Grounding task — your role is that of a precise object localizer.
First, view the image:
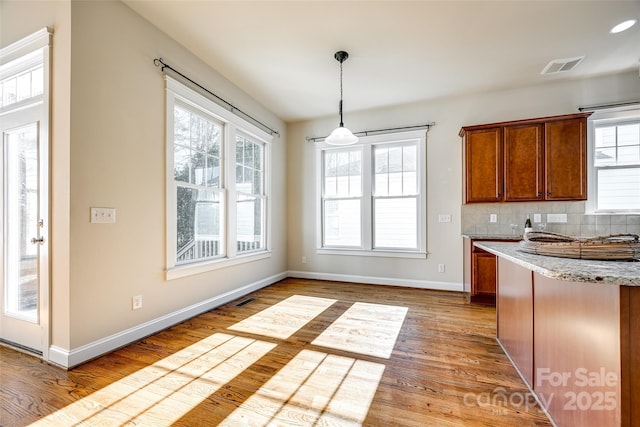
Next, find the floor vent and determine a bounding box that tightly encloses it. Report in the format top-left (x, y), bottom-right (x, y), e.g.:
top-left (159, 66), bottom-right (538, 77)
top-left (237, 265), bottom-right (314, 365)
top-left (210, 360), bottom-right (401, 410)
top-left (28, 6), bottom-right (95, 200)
top-left (235, 297), bottom-right (256, 307)
top-left (541, 56), bottom-right (584, 75)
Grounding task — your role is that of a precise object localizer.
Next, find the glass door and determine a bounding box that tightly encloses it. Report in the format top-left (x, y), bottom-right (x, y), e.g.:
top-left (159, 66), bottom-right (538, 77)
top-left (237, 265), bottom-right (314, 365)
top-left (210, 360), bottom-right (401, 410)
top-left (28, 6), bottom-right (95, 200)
top-left (0, 116), bottom-right (46, 354)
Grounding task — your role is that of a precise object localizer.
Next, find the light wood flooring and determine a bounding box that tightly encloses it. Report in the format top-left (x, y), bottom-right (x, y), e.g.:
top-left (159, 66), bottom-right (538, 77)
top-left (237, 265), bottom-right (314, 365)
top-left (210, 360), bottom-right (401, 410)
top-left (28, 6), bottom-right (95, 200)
top-left (0, 278), bottom-right (552, 426)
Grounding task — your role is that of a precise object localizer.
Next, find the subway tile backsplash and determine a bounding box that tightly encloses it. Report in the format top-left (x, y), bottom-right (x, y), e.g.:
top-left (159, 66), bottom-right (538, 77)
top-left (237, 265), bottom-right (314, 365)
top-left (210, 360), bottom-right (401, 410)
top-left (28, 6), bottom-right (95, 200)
top-left (462, 201), bottom-right (640, 237)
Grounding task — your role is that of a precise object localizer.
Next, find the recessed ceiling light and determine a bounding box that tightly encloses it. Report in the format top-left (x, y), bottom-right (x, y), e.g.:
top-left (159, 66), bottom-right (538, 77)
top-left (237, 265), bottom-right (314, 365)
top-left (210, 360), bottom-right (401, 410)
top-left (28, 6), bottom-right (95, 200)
top-left (610, 19), bottom-right (637, 34)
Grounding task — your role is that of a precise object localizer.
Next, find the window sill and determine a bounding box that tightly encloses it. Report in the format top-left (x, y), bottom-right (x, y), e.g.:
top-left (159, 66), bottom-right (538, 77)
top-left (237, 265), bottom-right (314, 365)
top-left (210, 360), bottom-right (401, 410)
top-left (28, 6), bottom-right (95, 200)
top-left (166, 250), bottom-right (272, 280)
top-left (316, 248), bottom-right (427, 259)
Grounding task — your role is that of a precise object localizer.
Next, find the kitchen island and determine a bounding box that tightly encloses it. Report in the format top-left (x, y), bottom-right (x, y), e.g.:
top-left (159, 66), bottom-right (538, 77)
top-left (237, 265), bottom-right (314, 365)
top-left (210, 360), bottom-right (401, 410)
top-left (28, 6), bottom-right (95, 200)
top-left (475, 242), bottom-right (640, 427)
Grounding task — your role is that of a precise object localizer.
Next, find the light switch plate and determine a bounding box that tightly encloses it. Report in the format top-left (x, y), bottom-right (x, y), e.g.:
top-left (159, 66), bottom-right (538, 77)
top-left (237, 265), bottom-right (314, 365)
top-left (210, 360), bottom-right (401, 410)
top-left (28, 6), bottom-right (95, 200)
top-left (91, 207), bottom-right (116, 223)
top-left (438, 214), bottom-right (452, 223)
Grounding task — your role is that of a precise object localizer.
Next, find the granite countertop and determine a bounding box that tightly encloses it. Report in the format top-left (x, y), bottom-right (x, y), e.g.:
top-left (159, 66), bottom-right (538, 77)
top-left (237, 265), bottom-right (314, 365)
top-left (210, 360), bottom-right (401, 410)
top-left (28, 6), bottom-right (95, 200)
top-left (475, 241), bottom-right (640, 287)
top-left (462, 234), bottom-right (522, 241)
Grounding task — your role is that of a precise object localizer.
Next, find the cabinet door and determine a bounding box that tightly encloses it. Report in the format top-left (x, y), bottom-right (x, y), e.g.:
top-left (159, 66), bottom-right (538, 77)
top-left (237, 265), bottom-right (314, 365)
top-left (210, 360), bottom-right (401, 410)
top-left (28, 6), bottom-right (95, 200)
top-left (544, 118), bottom-right (587, 200)
top-left (472, 252), bottom-right (497, 296)
top-left (504, 124), bottom-right (543, 201)
top-left (465, 128), bottom-right (502, 203)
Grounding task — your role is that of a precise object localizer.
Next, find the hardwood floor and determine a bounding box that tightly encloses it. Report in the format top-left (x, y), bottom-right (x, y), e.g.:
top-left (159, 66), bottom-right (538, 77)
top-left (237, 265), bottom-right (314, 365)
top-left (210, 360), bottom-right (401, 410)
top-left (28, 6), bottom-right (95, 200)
top-left (0, 278), bottom-right (552, 426)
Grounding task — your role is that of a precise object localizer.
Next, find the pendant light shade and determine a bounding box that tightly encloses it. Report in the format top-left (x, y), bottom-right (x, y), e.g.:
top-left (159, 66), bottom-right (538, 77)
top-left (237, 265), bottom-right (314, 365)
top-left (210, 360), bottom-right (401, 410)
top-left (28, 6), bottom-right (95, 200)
top-left (325, 51), bottom-right (359, 146)
top-left (325, 124), bottom-right (359, 146)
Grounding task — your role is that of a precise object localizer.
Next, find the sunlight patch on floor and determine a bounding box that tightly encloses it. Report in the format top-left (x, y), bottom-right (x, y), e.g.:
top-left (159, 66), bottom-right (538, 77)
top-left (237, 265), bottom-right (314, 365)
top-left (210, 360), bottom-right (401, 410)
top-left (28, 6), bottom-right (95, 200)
top-left (312, 302), bottom-right (408, 358)
top-left (219, 349), bottom-right (385, 426)
top-left (228, 295), bottom-right (337, 339)
top-left (29, 334), bottom-right (275, 426)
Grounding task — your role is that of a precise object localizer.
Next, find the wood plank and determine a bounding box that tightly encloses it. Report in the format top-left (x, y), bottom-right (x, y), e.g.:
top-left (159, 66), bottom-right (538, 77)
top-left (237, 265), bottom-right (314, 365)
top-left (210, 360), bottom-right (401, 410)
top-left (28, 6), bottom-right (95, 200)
top-left (0, 278), bottom-right (551, 426)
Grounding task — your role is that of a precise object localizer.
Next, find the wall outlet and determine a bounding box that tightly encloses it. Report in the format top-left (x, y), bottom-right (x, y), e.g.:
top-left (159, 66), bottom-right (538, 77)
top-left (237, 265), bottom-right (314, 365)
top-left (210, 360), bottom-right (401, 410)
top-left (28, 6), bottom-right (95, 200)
top-left (438, 214), bottom-right (452, 223)
top-left (301, 256), bottom-right (307, 264)
top-left (91, 207), bottom-right (116, 223)
top-left (489, 214), bottom-right (498, 223)
top-left (533, 213), bottom-right (542, 223)
top-left (132, 295), bottom-right (143, 310)
top-left (547, 213), bottom-right (567, 223)
top-left (438, 264), bottom-right (445, 273)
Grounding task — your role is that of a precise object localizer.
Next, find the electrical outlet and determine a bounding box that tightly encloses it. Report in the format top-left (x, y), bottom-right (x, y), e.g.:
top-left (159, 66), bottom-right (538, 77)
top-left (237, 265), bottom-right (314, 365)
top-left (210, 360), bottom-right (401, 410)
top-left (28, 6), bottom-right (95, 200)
top-left (438, 264), bottom-right (445, 273)
top-left (533, 213), bottom-right (542, 223)
top-left (547, 213), bottom-right (567, 223)
top-left (301, 256), bottom-right (307, 264)
top-left (91, 207), bottom-right (116, 223)
top-left (489, 214), bottom-right (498, 223)
top-left (132, 295), bottom-right (143, 310)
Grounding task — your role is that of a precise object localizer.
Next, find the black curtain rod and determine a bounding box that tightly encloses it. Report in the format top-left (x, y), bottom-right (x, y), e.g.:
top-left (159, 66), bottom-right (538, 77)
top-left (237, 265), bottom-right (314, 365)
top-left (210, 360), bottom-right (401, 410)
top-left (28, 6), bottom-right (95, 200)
top-left (153, 58), bottom-right (280, 137)
top-left (578, 100), bottom-right (640, 112)
top-left (306, 123), bottom-right (435, 143)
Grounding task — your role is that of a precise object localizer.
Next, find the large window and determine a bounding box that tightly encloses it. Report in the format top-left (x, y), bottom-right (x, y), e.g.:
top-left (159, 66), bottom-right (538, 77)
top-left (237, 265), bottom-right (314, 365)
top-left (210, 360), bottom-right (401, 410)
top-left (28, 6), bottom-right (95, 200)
top-left (166, 77), bottom-right (271, 279)
top-left (318, 131), bottom-right (427, 257)
top-left (591, 111), bottom-right (640, 212)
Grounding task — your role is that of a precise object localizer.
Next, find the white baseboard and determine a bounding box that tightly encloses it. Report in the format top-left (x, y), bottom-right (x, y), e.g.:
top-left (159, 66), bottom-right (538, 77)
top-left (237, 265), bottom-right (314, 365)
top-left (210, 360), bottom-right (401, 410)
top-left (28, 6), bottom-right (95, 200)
top-left (49, 272), bottom-right (287, 369)
top-left (287, 270), bottom-right (463, 292)
top-left (47, 270), bottom-right (461, 369)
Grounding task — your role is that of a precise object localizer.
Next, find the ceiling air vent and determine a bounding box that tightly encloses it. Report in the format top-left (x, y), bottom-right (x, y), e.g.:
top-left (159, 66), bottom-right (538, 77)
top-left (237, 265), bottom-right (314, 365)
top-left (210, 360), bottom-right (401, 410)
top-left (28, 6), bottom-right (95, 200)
top-left (541, 56), bottom-right (584, 75)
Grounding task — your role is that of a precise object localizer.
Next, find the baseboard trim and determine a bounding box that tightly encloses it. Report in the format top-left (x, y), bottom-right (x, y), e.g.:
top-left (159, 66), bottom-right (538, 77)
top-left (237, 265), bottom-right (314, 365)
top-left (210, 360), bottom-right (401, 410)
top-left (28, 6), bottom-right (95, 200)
top-left (48, 272), bottom-right (287, 369)
top-left (287, 270), bottom-right (463, 292)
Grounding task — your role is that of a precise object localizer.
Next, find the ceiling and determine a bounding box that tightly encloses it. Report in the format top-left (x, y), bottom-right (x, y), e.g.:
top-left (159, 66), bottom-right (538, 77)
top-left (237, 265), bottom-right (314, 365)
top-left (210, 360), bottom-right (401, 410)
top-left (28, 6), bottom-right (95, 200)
top-left (123, 1), bottom-right (640, 122)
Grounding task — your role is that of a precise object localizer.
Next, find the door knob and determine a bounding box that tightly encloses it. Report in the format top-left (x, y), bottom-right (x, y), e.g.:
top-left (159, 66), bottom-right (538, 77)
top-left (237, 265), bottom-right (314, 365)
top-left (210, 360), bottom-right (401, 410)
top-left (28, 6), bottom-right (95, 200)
top-left (31, 237), bottom-right (44, 245)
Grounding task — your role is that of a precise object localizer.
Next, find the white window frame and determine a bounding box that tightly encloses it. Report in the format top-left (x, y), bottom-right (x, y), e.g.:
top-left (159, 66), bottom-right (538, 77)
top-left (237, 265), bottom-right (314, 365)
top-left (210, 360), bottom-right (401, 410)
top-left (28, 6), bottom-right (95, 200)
top-left (316, 130), bottom-right (427, 258)
top-left (165, 77), bottom-right (272, 280)
top-left (587, 106), bottom-right (640, 214)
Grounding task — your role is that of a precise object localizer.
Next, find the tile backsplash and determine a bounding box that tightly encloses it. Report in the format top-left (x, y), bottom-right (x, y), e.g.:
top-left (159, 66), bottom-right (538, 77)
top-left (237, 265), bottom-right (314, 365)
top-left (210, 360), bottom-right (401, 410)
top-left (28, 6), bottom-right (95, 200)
top-left (462, 201), bottom-right (640, 237)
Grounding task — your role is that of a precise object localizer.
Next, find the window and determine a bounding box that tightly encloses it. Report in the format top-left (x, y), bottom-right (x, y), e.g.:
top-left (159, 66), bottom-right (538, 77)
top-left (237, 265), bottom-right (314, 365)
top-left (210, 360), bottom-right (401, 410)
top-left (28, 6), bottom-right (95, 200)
top-left (590, 110), bottom-right (640, 212)
top-left (317, 131), bottom-right (427, 257)
top-left (166, 77), bottom-right (272, 279)
top-left (235, 134), bottom-right (266, 253)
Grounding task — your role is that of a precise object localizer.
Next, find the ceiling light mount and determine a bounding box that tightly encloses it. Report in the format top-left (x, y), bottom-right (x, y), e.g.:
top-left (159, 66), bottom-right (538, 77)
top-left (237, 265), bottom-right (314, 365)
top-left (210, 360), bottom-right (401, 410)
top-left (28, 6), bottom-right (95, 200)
top-left (325, 50), bottom-right (359, 146)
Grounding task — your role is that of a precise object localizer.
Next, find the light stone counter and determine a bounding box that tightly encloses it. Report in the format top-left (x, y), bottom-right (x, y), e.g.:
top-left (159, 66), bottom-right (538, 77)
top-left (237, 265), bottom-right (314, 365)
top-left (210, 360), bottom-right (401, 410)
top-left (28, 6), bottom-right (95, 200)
top-left (475, 241), bottom-right (640, 286)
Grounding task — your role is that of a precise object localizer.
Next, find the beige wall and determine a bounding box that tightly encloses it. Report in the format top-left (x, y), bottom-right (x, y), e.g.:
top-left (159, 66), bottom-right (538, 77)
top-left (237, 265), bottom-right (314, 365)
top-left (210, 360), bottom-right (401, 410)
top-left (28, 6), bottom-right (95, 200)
top-left (68, 0), bottom-right (287, 349)
top-left (2, 0), bottom-right (287, 362)
top-left (287, 71), bottom-right (640, 288)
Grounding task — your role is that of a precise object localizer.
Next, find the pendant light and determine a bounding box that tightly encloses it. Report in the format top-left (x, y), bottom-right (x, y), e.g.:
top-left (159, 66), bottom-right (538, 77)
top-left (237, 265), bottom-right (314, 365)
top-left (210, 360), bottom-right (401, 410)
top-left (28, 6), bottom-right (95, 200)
top-left (325, 51), bottom-right (359, 146)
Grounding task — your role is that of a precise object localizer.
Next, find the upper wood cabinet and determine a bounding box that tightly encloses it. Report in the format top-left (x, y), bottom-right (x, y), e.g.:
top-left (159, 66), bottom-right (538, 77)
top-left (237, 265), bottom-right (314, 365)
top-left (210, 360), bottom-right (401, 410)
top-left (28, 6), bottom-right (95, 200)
top-left (545, 117), bottom-right (587, 200)
top-left (460, 113), bottom-right (591, 204)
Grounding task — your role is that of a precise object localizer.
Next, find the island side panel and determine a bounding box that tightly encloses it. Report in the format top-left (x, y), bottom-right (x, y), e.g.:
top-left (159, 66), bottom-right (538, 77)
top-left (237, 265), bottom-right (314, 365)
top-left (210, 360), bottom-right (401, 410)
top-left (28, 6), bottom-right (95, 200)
top-left (621, 286), bottom-right (640, 427)
top-left (496, 257), bottom-right (534, 387)
top-left (533, 273), bottom-right (621, 427)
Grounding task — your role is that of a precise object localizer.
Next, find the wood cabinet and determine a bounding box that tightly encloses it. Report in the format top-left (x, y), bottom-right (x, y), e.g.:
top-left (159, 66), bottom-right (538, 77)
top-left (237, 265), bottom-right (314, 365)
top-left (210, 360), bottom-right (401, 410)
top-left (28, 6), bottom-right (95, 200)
top-left (461, 113), bottom-right (591, 204)
top-left (463, 237), bottom-right (513, 305)
top-left (495, 254), bottom-right (640, 427)
top-left (545, 117), bottom-right (587, 200)
top-left (497, 258), bottom-right (534, 387)
top-left (464, 127), bottom-right (502, 202)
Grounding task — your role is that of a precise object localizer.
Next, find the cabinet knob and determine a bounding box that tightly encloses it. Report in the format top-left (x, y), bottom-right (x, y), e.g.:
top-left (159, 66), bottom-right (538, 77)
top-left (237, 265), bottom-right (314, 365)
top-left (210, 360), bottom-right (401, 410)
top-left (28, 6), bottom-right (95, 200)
top-left (538, 192), bottom-right (542, 197)
top-left (547, 191), bottom-right (552, 196)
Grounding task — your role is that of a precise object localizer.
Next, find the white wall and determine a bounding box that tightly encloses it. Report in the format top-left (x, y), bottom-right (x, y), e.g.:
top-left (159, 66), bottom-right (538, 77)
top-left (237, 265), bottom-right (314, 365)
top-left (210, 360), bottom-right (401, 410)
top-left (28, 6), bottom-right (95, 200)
top-left (3, 0), bottom-right (287, 366)
top-left (287, 71), bottom-right (640, 289)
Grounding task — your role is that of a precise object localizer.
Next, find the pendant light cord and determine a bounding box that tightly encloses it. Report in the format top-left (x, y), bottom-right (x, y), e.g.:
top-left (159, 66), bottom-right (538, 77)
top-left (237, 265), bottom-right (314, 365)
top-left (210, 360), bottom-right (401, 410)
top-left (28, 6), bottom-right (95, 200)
top-left (339, 59), bottom-right (344, 127)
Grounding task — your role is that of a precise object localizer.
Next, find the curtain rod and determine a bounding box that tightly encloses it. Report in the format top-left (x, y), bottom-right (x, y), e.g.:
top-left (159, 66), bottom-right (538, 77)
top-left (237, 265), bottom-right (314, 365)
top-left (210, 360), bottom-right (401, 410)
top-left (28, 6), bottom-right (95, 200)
top-left (153, 58), bottom-right (280, 137)
top-left (306, 123), bottom-right (435, 143)
top-left (578, 100), bottom-right (640, 112)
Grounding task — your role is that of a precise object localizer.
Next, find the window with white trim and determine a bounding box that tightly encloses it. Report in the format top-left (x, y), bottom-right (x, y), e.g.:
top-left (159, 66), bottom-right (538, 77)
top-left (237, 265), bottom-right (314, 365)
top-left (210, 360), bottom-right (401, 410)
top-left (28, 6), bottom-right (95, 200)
top-left (166, 77), bottom-right (272, 279)
top-left (317, 131), bottom-right (427, 257)
top-left (591, 111), bottom-right (640, 212)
